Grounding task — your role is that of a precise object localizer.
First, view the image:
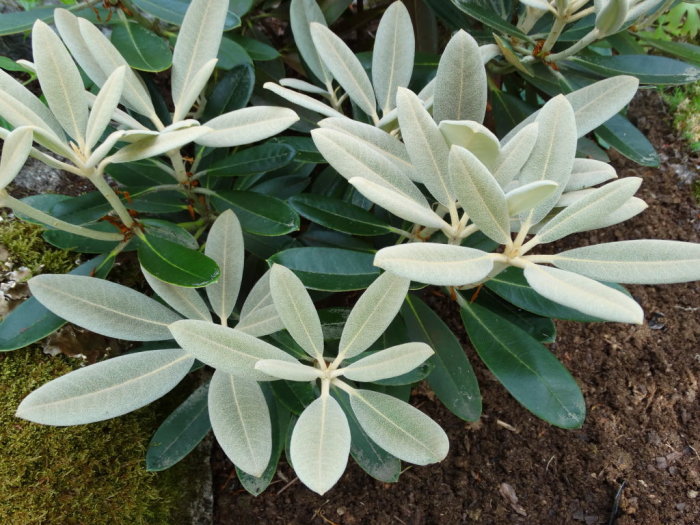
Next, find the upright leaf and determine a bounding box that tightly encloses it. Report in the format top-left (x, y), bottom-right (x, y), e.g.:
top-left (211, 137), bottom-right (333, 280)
top-left (16, 350), bottom-right (193, 425)
top-left (171, 0), bottom-right (228, 111)
top-left (372, 1), bottom-right (415, 113)
top-left (518, 96), bottom-right (577, 224)
top-left (290, 0), bottom-right (332, 84)
top-left (433, 30), bottom-right (487, 124)
top-left (85, 67), bottom-right (126, 150)
top-left (290, 395), bottom-right (351, 495)
top-left (0, 127), bottom-right (33, 189)
top-left (270, 264), bottom-right (324, 361)
top-left (310, 23), bottom-right (378, 118)
top-left (32, 20), bottom-right (88, 145)
top-left (338, 272), bottom-right (410, 360)
top-left (205, 210), bottom-right (244, 322)
top-left (493, 122), bottom-right (538, 186)
top-left (449, 146), bottom-right (510, 244)
top-left (397, 88), bottom-right (453, 207)
top-left (28, 275), bottom-right (181, 341)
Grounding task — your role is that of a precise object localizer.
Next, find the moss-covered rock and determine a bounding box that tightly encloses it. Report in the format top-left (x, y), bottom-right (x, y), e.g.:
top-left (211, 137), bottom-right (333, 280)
top-left (0, 347), bottom-right (188, 525)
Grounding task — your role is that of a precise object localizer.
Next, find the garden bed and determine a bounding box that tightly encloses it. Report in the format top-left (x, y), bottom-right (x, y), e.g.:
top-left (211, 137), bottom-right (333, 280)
top-left (211, 91), bottom-right (699, 525)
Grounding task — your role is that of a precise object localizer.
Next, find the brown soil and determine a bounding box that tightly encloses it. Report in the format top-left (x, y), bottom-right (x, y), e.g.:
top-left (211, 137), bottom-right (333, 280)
top-left (211, 91), bottom-right (700, 524)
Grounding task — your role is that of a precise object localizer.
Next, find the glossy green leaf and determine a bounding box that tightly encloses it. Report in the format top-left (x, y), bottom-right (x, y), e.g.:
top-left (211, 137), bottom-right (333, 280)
top-left (146, 382), bottom-right (211, 471)
top-left (111, 21), bottom-right (172, 72)
top-left (402, 295), bottom-right (481, 421)
top-left (595, 114), bottom-right (659, 167)
top-left (16, 349), bottom-right (193, 425)
top-left (636, 34), bottom-right (700, 67)
top-left (289, 194), bottom-right (392, 236)
top-left (332, 388), bottom-right (401, 483)
top-left (42, 224), bottom-right (122, 254)
top-left (450, 0), bottom-right (532, 41)
top-left (459, 300), bottom-right (585, 428)
top-left (203, 144), bottom-right (295, 177)
top-left (567, 55), bottom-right (700, 85)
top-left (211, 190), bottom-right (300, 236)
top-left (270, 380), bottom-right (316, 415)
top-left (202, 64), bottom-right (254, 120)
top-left (217, 37), bottom-right (252, 69)
top-left (268, 247), bottom-right (379, 291)
top-left (137, 234), bottom-right (220, 288)
top-left (28, 274), bottom-right (181, 341)
top-left (229, 34), bottom-right (279, 61)
top-left (0, 255), bottom-right (112, 352)
top-left (131, 0), bottom-right (240, 27)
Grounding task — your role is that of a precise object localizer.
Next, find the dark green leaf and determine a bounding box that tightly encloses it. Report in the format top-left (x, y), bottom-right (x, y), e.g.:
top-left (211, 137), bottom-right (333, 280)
top-left (319, 307), bottom-right (351, 343)
top-left (203, 64), bottom-right (254, 120)
top-left (401, 295), bottom-right (481, 421)
top-left (43, 223), bottom-right (122, 253)
top-left (332, 387), bottom-right (402, 483)
top-left (0, 255), bottom-right (112, 351)
top-left (486, 266), bottom-right (609, 321)
top-left (268, 247), bottom-right (379, 291)
top-left (272, 136), bottom-right (324, 163)
top-left (636, 34), bottom-right (700, 67)
top-left (595, 114), bottom-right (659, 167)
top-left (16, 195), bottom-right (70, 226)
top-left (229, 35), bottom-right (279, 61)
top-left (243, 233), bottom-right (296, 260)
top-left (459, 299), bottom-right (586, 428)
top-left (146, 382), bottom-right (211, 471)
top-left (137, 234), bottom-right (220, 287)
top-left (270, 380), bottom-right (316, 415)
top-left (131, 0), bottom-right (241, 28)
top-left (289, 194), bottom-right (393, 236)
top-left (141, 218), bottom-right (198, 249)
top-left (0, 6), bottom-right (93, 36)
top-left (203, 144), bottom-right (296, 177)
top-left (128, 190), bottom-right (188, 214)
top-left (106, 160), bottom-right (176, 187)
top-left (566, 55), bottom-right (700, 85)
top-left (474, 288), bottom-right (556, 344)
top-left (299, 227), bottom-right (375, 253)
top-left (211, 190), bottom-right (300, 236)
top-left (250, 174), bottom-right (310, 199)
top-left (111, 21), bottom-right (172, 72)
top-left (50, 192), bottom-right (111, 225)
top-left (451, 0), bottom-right (533, 41)
top-left (217, 37), bottom-right (252, 70)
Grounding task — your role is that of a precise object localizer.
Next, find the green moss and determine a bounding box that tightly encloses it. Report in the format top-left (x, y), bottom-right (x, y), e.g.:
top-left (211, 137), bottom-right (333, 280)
top-left (661, 82), bottom-right (700, 153)
top-left (0, 218), bottom-right (75, 274)
top-left (0, 347), bottom-right (190, 524)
